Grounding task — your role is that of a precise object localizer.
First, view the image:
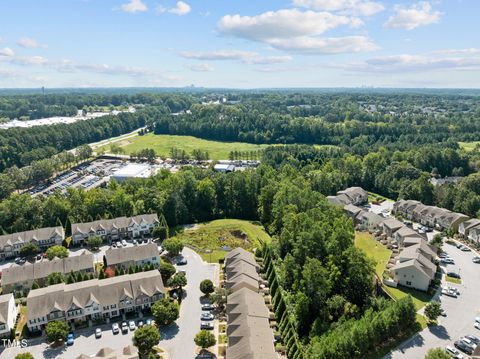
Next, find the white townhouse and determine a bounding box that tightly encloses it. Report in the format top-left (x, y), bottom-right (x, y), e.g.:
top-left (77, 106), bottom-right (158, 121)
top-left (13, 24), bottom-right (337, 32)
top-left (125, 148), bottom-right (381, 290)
top-left (26, 271), bottom-right (164, 332)
top-left (0, 227), bottom-right (64, 259)
top-left (0, 294), bottom-right (18, 338)
top-left (71, 214), bottom-right (159, 245)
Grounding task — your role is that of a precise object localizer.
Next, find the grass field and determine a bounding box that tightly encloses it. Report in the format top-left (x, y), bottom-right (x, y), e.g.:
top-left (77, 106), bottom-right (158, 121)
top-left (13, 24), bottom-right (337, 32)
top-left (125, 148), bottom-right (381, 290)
top-left (354, 231), bottom-right (431, 322)
top-left (355, 232), bottom-right (392, 278)
top-left (459, 141), bottom-right (480, 151)
top-left (99, 133), bottom-right (270, 160)
top-left (446, 276), bottom-right (462, 284)
top-left (174, 219), bottom-right (271, 263)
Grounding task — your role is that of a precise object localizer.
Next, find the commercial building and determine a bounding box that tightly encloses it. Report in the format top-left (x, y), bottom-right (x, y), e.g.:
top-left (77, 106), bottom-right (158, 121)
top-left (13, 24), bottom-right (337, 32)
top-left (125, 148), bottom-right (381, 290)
top-left (0, 294), bottom-right (17, 338)
top-left (26, 271), bottom-right (164, 332)
top-left (111, 163), bottom-right (153, 183)
top-left (71, 214), bottom-right (159, 245)
top-left (0, 227), bottom-right (64, 259)
top-left (104, 242), bottom-right (160, 269)
top-left (1, 251), bottom-right (94, 294)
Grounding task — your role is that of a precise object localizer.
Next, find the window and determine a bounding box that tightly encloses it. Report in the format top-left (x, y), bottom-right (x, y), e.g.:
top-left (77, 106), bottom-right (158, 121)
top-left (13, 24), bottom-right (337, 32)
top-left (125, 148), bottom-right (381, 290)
top-left (406, 281), bottom-right (412, 285)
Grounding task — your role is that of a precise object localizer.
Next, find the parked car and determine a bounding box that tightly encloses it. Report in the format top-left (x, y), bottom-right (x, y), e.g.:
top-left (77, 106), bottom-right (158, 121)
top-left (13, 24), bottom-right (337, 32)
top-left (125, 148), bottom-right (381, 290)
top-left (460, 246), bottom-right (471, 252)
top-left (465, 334), bottom-right (480, 344)
top-left (146, 318), bottom-right (156, 327)
top-left (447, 286), bottom-right (460, 296)
top-left (472, 256), bottom-right (480, 263)
top-left (116, 241), bottom-right (122, 248)
top-left (454, 340), bottom-right (473, 355)
top-left (66, 333), bottom-right (74, 346)
top-left (201, 312), bottom-right (214, 321)
top-left (121, 321), bottom-right (129, 334)
top-left (133, 239), bottom-right (137, 245)
top-left (95, 328), bottom-right (102, 338)
top-left (201, 322), bottom-right (214, 330)
top-left (446, 345), bottom-right (464, 359)
top-left (439, 252), bottom-right (448, 258)
top-left (460, 337), bottom-right (476, 350)
top-left (442, 288), bottom-right (457, 298)
top-left (112, 323), bottom-right (120, 334)
top-left (475, 322), bottom-right (480, 330)
top-left (202, 303), bottom-right (215, 311)
top-left (137, 320), bottom-right (144, 328)
top-left (177, 257), bottom-right (188, 265)
top-left (122, 240), bottom-right (127, 247)
top-left (440, 309), bottom-right (447, 316)
top-left (447, 272), bottom-right (461, 279)
top-left (128, 320), bottom-right (136, 331)
top-left (475, 316), bottom-right (480, 323)
top-left (112, 242), bottom-right (117, 248)
top-left (456, 243), bottom-right (463, 249)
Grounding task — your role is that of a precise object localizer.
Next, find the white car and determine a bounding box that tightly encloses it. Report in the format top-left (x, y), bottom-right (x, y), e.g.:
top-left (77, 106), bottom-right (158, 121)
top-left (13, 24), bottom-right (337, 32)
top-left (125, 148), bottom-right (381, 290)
top-left (95, 328), bottom-right (102, 338)
top-left (446, 345), bottom-right (463, 359)
top-left (111, 323), bottom-right (120, 334)
top-left (473, 256), bottom-right (480, 263)
top-left (128, 320), bottom-right (136, 331)
top-left (475, 317), bottom-right (480, 323)
top-left (448, 286), bottom-right (460, 296)
top-left (460, 337), bottom-right (476, 350)
top-left (475, 322), bottom-right (480, 330)
top-left (442, 288), bottom-right (457, 298)
top-left (122, 239), bottom-right (127, 247)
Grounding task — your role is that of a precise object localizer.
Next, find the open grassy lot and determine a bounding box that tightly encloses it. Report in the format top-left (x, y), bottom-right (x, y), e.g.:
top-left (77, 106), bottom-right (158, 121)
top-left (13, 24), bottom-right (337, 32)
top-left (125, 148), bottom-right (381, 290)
top-left (99, 133), bottom-right (270, 160)
top-left (459, 141), bottom-right (480, 151)
top-left (354, 231), bottom-right (430, 329)
top-left (446, 275), bottom-right (462, 284)
top-left (174, 219), bottom-right (271, 263)
top-left (355, 232), bottom-right (392, 278)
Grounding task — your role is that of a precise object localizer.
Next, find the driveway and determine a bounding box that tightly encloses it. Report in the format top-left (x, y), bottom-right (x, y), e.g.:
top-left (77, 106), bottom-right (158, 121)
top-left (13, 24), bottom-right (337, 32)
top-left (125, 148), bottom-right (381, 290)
top-left (385, 241), bottom-right (480, 359)
top-left (159, 247), bottom-right (219, 359)
top-left (1, 247), bottom-right (218, 359)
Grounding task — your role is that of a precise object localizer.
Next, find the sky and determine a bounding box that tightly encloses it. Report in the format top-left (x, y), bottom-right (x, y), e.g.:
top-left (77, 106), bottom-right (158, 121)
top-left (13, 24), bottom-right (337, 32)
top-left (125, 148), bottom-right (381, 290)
top-left (0, 0), bottom-right (479, 88)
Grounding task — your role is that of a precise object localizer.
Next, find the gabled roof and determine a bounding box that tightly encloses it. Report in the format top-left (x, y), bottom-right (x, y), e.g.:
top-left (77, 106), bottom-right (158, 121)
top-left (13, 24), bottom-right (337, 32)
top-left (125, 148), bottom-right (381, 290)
top-left (0, 227), bottom-right (64, 250)
top-left (392, 258), bottom-right (432, 279)
top-left (0, 294), bottom-right (13, 324)
top-left (72, 214), bottom-right (159, 235)
top-left (343, 204), bottom-right (364, 217)
top-left (382, 218), bottom-right (404, 231)
top-left (26, 271), bottom-right (164, 321)
top-left (104, 242), bottom-right (159, 266)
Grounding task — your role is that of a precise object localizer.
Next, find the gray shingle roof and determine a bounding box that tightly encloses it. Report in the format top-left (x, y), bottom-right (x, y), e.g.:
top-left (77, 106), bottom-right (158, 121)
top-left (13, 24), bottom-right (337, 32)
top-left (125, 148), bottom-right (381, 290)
top-left (0, 294), bottom-right (13, 324)
top-left (0, 227), bottom-right (64, 250)
top-left (72, 214), bottom-right (159, 234)
top-left (104, 242), bottom-right (158, 266)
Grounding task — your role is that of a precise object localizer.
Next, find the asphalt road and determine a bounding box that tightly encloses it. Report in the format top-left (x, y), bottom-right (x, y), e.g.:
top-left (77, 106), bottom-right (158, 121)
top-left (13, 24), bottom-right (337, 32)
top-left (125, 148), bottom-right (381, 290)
top-left (159, 247), bottom-right (218, 359)
top-left (385, 241), bottom-right (480, 359)
top-left (1, 247), bottom-right (218, 359)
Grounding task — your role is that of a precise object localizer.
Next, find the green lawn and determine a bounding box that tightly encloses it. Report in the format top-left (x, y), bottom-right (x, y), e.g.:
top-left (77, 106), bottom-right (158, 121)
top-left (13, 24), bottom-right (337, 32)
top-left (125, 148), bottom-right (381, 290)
top-left (355, 232), bottom-right (392, 278)
top-left (446, 276), bottom-right (462, 284)
top-left (368, 191), bottom-right (392, 203)
top-left (99, 133), bottom-right (270, 160)
top-left (174, 219), bottom-right (271, 263)
top-left (384, 286), bottom-right (433, 311)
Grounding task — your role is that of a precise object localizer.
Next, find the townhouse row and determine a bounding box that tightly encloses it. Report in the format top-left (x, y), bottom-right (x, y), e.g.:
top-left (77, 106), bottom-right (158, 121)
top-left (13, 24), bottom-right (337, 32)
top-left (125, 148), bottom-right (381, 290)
top-left (0, 213), bottom-right (160, 259)
top-left (224, 248), bottom-right (277, 359)
top-left (26, 270), bottom-right (165, 332)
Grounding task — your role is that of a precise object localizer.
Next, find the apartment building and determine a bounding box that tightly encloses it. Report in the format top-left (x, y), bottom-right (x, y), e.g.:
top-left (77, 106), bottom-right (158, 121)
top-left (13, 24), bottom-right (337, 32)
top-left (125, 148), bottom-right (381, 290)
top-left (0, 294), bottom-right (17, 338)
top-left (71, 214), bottom-right (159, 245)
top-left (104, 242), bottom-right (160, 269)
top-left (26, 271), bottom-right (164, 332)
top-left (0, 227), bottom-right (64, 259)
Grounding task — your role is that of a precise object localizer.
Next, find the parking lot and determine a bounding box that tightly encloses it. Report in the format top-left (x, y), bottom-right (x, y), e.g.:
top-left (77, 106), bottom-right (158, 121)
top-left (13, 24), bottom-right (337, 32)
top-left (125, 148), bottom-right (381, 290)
top-left (386, 240), bottom-right (480, 359)
top-left (1, 247), bottom-right (219, 359)
top-left (29, 159), bottom-right (127, 197)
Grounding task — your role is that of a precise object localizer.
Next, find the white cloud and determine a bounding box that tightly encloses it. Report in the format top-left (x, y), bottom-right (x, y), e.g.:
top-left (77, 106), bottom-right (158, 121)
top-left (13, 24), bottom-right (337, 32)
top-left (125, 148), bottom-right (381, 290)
top-left (180, 49), bottom-right (292, 64)
top-left (218, 8), bottom-right (375, 55)
top-left (268, 35), bottom-right (377, 54)
top-left (219, 9), bottom-right (357, 41)
top-left (120, 0), bottom-right (147, 13)
top-left (17, 37), bottom-right (47, 49)
top-left (157, 1), bottom-right (191, 16)
top-left (431, 48), bottom-right (480, 55)
top-left (384, 2), bottom-right (441, 30)
top-left (292, 0), bottom-right (384, 16)
top-left (187, 63), bottom-right (214, 72)
top-left (0, 47), bottom-right (15, 57)
top-left (330, 53), bottom-right (480, 73)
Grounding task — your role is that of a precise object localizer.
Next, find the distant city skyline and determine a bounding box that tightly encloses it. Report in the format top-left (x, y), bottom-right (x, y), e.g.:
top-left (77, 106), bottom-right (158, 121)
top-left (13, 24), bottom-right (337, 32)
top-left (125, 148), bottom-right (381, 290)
top-left (0, 0), bottom-right (479, 88)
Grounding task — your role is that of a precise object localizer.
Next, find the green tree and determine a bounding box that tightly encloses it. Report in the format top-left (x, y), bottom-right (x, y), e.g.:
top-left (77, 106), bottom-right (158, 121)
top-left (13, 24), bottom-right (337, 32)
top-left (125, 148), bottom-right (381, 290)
top-left (199, 279), bottom-right (214, 296)
top-left (47, 272), bottom-right (65, 286)
top-left (15, 353), bottom-right (34, 359)
top-left (167, 272), bottom-right (187, 296)
top-left (424, 301), bottom-right (442, 322)
top-left (162, 238), bottom-right (184, 257)
top-left (132, 324), bottom-right (160, 356)
top-left (45, 320), bottom-right (69, 343)
top-left (46, 245), bottom-right (69, 260)
top-left (86, 235), bottom-right (103, 250)
top-left (159, 260), bottom-right (176, 282)
top-left (194, 330), bottom-right (216, 349)
top-left (151, 298), bottom-right (180, 326)
top-left (424, 348), bottom-right (451, 359)
top-left (19, 243), bottom-right (40, 259)
top-left (211, 287), bottom-right (228, 309)
top-left (153, 226), bottom-right (169, 241)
